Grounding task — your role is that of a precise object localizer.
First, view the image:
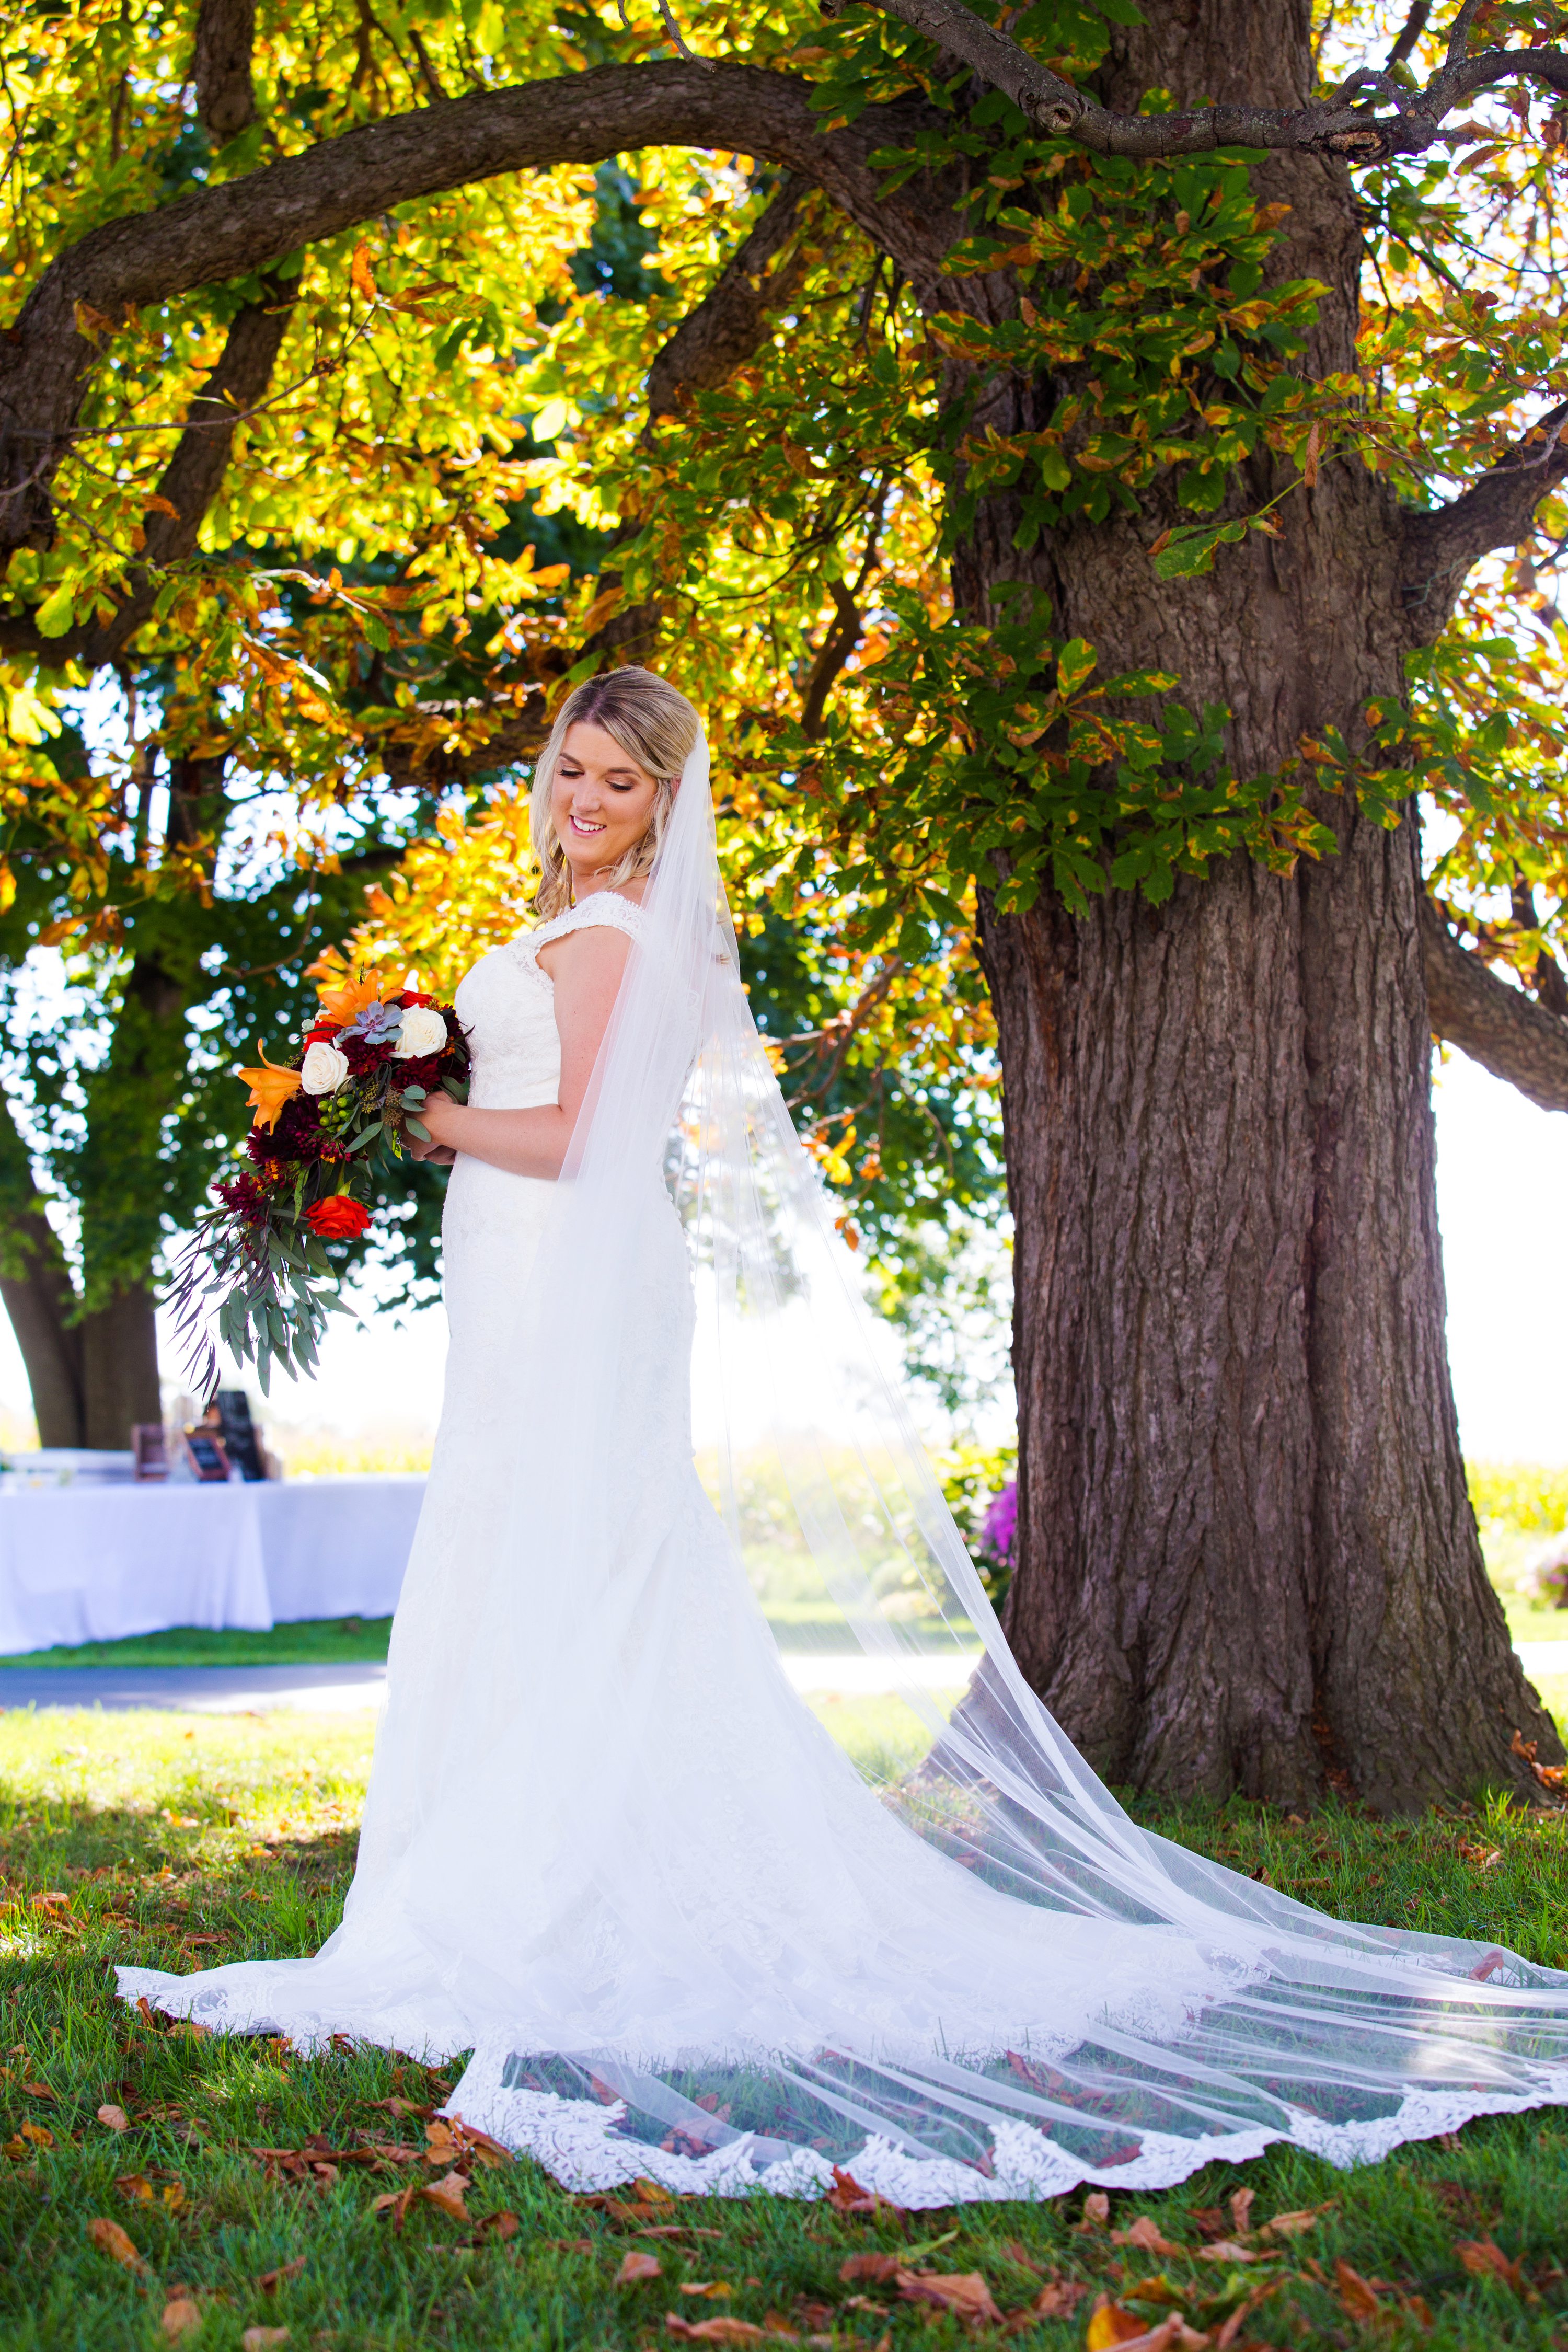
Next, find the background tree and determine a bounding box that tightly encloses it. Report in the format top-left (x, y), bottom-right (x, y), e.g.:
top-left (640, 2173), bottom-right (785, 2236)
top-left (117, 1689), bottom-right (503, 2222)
top-left (5, 0), bottom-right (1568, 1805)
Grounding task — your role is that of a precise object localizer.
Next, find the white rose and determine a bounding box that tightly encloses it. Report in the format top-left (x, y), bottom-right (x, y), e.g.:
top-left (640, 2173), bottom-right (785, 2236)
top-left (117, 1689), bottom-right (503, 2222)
top-left (301, 1040), bottom-right (351, 1096)
top-left (394, 1005), bottom-right (448, 1059)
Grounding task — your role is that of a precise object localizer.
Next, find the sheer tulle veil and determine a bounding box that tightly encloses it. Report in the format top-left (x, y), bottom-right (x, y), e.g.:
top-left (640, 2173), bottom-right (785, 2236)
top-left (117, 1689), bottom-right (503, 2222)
top-left (123, 719), bottom-right (1568, 2204)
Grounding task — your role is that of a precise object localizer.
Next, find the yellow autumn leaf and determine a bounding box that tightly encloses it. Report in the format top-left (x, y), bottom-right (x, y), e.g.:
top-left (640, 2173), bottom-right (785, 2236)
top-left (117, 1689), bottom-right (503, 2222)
top-left (351, 243), bottom-right (377, 302)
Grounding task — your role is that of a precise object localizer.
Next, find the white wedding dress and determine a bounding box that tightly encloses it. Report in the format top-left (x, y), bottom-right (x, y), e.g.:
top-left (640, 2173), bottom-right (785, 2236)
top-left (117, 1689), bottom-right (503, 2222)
top-left (123, 753), bottom-right (1568, 2206)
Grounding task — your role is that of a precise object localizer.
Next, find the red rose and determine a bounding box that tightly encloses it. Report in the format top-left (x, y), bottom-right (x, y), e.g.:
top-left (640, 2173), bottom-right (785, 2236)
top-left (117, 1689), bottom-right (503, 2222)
top-left (305, 1022), bottom-right (340, 1044)
top-left (304, 1194), bottom-right (372, 1240)
top-left (399, 990), bottom-right (436, 1008)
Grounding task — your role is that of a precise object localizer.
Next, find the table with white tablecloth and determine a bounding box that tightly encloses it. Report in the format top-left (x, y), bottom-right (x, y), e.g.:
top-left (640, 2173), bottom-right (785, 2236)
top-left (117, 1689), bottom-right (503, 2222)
top-left (0, 1475), bottom-right (426, 1656)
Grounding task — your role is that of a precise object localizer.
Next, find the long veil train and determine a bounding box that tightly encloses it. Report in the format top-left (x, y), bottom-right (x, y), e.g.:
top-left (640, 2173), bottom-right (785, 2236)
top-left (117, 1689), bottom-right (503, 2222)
top-left (121, 730), bottom-right (1568, 2205)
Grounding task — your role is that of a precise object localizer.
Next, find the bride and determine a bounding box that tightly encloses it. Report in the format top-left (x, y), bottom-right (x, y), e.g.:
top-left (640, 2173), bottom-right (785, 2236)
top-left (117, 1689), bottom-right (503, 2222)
top-left (122, 666), bottom-right (1568, 2206)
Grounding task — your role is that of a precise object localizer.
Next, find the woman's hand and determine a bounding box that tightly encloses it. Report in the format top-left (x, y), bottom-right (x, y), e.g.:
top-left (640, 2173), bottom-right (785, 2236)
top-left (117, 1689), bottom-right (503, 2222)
top-left (407, 1090), bottom-right (461, 1166)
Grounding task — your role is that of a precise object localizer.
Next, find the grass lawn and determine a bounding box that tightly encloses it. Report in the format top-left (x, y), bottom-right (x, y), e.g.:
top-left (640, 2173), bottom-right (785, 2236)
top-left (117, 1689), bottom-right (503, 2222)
top-left (3, 1704), bottom-right (1567, 2350)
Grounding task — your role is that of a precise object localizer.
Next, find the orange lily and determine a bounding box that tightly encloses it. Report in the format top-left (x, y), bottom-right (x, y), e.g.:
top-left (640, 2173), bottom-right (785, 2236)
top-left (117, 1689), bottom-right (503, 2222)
top-left (315, 968), bottom-right (396, 1026)
top-left (237, 1044), bottom-right (304, 1132)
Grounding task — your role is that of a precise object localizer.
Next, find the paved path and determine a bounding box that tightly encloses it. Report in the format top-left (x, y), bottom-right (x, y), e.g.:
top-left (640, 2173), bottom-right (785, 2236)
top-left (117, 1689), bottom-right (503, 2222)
top-left (3, 1642), bottom-right (1566, 1714)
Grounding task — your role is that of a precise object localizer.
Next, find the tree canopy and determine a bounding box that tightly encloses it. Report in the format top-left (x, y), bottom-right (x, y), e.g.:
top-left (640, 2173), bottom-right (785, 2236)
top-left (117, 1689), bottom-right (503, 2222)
top-left (4, 0), bottom-right (1568, 1454)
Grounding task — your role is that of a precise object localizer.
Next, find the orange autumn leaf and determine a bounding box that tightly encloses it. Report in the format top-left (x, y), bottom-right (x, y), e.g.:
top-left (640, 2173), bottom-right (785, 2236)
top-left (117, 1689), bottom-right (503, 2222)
top-left (238, 1045), bottom-right (303, 1132)
top-left (896, 2269), bottom-right (1004, 2326)
top-left (1455, 2236), bottom-right (1526, 2290)
top-left (87, 2215), bottom-right (145, 2270)
top-left (662, 2322), bottom-right (773, 2346)
top-left (1085, 2303), bottom-right (1162, 2350)
top-left (162, 2294), bottom-right (202, 2341)
top-left (97, 2103), bottom-right (131, 2132)
top-left (1333, 2260), bottom-right (1383, 2321)
top-left (1113, 2215), bottom-right (1188, 2257)
top-left (617, 2250), bottom-right (662, 2285)
top-left (350, 243), bottom-right (377, 302)
top-left (420, 2169), bottom-right (470, 2221)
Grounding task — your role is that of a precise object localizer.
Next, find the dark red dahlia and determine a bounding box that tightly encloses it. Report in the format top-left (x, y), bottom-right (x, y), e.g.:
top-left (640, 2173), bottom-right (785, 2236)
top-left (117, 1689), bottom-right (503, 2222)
top-left (216, 1174), bottom-right (271, 1225)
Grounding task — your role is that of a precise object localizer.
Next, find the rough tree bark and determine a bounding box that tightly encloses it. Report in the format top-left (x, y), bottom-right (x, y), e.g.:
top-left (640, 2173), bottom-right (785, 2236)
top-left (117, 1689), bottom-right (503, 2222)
top-left (969, 0), bottom-right (1559, 1808)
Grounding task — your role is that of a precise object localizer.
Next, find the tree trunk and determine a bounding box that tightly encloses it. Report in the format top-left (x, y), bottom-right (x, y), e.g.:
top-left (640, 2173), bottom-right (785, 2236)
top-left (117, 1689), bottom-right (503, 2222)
top-left (964, 0), bottom-right (1562, 1807)
top-left (0, 1085), bottom-right (84, 1444)
top-left (79, 1285), bottom-right (162, 1448)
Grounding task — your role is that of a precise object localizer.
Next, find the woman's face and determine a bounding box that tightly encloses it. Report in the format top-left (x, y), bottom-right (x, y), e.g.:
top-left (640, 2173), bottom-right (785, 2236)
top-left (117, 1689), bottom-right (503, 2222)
top-left (551, 720), bottom-right (660, 889)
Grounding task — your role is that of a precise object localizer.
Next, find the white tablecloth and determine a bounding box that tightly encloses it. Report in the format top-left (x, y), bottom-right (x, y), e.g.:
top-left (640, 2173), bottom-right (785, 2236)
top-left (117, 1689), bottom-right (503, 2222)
top-left (0, 1475), bottom-right (426, 1656)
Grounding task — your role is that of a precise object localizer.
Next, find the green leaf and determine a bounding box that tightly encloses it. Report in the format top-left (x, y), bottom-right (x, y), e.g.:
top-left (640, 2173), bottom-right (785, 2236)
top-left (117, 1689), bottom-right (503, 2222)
top-left (33, 582), bottom-right (76, 638)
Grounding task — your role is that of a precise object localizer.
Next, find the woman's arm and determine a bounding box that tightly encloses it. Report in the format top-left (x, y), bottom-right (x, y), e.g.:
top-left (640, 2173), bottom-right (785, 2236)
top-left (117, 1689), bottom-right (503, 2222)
top-left (410, 924), bottom-right (631, 1179)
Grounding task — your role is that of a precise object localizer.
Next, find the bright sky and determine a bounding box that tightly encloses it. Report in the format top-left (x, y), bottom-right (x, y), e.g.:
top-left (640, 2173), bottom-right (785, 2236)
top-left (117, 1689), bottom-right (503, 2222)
top-left (0, 1041), bottom-right (1560, 1464)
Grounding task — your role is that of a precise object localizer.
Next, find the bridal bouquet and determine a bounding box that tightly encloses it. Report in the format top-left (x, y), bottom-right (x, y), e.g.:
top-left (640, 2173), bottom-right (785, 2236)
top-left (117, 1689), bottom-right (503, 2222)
top-left (168, 967), bottom-right (470, 1395)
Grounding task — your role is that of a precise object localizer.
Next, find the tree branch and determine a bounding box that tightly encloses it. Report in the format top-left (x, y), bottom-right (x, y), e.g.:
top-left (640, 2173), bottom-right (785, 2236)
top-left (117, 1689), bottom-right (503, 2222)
top-left (1422, 892), bottom-right (1568, 1113)
top-left (647, 175), bottom-right (809, 420)
top-left (0, 63), bottom-right (954, 556)
top-left (835, 0), bottom-right (1568, 161)
top-left (1401, 401), bottom-right (1568, 607)
top-left (193, 0), bottom-right (258, 143)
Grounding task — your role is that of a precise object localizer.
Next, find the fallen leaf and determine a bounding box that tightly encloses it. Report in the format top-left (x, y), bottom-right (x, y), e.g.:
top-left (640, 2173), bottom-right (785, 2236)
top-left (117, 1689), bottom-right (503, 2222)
top-left (241, 2334), bottom-right (290, 2352)
top-left (1081, 2191), bottom-right (1111, 2229)
top-left (634, 2175), bottom-right (676, 2205)
top-left (1215, 2277), bottom-right (1285, 2348)
top-left (117, 2170), bottom-right (156, 2201)
top-left (840, 2253), bottom-right (901, 2285)
top-left (618, 2250), bottom-right (663, 2284)
top-left (162, 2293), bottom-right (203, 2341)
top-left (255, 2258), bottom-right (306, 2292)
top-left (1032, 2279), bottom-right (1090, 2317)
top-left (21, 2081), bottom-right (56, 2100)
top-left (371, 2186), bottom-right (418, 2230)
top-left (663, 2322), bottom-right (777, 2345)
top-left (1334, 2260), bottom-right (1382, 2321)
top-left (16, 2120), bottom-right (52, 2148)
top-left (87, 2216), bottom-right (145, 2270)
top-left (896, 2270), bottom-right (1005, 2327)
top-left (1259, 2207), bottom-right (1327, 2240)
top-left (1455, 2236), bottom-right (1525, 2290)
top-left (421, 2169), bottom-right (470, 2221)
top-left (442, 2114), bottom-right (513, 2167)
top-left (470, 2209), bottom-right (520, 2243)
top-left (97, 2104), bottom-right (131, 2133)
top-left (2, 2137), bottom-right (31, 2162)
top-left (1114, 2216), bottom-right (1188, 2257)
top-left (1085, 2304), bottom-right (1183, 2351)
top-left (367, 2096), bottom-right (432, 2120)
top-left (680, 2281), bottom-right (734, 2299)
top-left (1195, 2240), bottom-right (1266, 2264)
top-left (1228, 2188), bottom-right (1255, 2236)
top-left (826, 2165), bottom-right (900, 2216)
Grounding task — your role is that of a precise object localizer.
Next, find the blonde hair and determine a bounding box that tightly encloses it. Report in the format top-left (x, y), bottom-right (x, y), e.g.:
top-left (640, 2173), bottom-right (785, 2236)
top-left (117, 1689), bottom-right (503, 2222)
top-left (529, 666), bottom-right (701, 918)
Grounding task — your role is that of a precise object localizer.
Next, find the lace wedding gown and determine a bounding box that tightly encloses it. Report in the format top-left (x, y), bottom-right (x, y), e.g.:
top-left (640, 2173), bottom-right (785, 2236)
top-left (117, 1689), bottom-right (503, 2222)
top-left (122, 863), bottom-right (1568, 2207)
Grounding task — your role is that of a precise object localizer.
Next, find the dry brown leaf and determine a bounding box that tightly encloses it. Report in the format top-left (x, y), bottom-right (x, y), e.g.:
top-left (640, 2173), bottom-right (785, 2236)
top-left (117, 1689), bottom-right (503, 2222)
top-left (1228, 2188), bottom-right (1255, 2235)
top-left (825, 2164), bottom-right (900, 2217)
top-left (421, 2169), bottom-right (470, 2221)
top-left (617, 2250), bottom-right (663, 2285)
top-left (255, 2258), bottom-right (305, 2293)
top-left (663, 2321), bottom-right (773, 2345)
top-left (1195, 2240), bottom-right (1266, 2264)
top-left (1114, 2216), bottom-right (1188, 2257)
top-left (1333, 2259), bottom-right (1383, 2321)
top-left (367, 2096), bottom-right (432, 2120)
top-left (896, 2270), bottom-right (1005, 2327)
top-left (1455, 2236), bottom-right (1526, 2290)
top-left (474, 2209), bottom-right (520, 2243)
top-left (1032, 2280), bottom-right (1090, 2318)
top-left (97, 2104), bottom-right (131, 2133)
top-left (117, 2170), bottom-right (155, 2201)
top-left (87, 2216), bottom-right (145, 2270)
top-left (1215, 2278), bottom-right (1285, 2348)
top-left (1085, 2304), bottom-right (1196, 2351)
top-left (840, 2253), bottom-right (901, 2285)
top-left (371, 2186), bottom-right (418, 2230)
top-left (633, 2175), bottom-right (676, 2205)
top-left (161, 2293), bottom-right (203, 2341)
top-left (241, 2333), bottom-right (290, 2352)
top-left (16, 2120), bottom-right (52, 2149)
top-left (679, 2282), bottom-right (733, 2299)
top-left (1081, 2190), bottom-right (1111, 2229)
top-left (1259, 2207), bottom-right (1327, 2240)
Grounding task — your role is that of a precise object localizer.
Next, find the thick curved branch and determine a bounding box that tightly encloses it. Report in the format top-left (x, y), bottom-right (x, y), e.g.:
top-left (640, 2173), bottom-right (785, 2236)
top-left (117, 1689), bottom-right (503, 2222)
top-left (1422, 892), bottom-right (1568, 1112)
top-left (839, 0), bottom-right (1568, 161)
top-left (1401, 401), bottom-right (1568, 612)
top-left (193, 0), bottom-right (258, 142)
top-left (647, 175), bottom-right (809, 420)
top-left (0, 64), bottom-right (953, 555)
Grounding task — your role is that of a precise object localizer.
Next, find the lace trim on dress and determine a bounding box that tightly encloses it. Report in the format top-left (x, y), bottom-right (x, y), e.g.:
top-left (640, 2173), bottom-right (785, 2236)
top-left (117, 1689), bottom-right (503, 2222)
top-left (508, 894), bottom-right (649, 987)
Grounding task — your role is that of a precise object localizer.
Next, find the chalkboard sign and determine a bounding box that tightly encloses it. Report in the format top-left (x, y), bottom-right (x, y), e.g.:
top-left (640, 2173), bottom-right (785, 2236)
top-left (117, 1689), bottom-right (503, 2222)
top-left (181, 1429), bottom-right (230, 1482)
top-left (215, 1390), bottom-right (267, 1482)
